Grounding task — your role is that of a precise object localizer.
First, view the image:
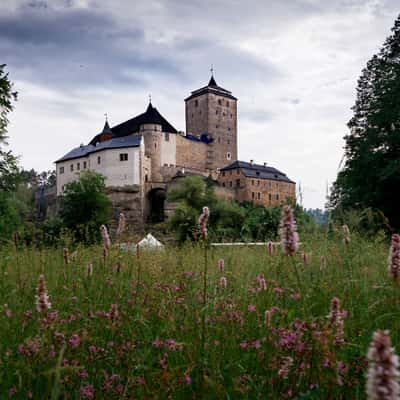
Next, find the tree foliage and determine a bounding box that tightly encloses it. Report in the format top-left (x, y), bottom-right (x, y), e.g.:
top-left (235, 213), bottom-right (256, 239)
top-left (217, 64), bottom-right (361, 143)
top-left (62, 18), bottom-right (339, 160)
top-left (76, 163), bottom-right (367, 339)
top-left (330, 15), bottom-right (400, 230)
top-left (0, 64), bottom-right (19, 192)
top-left (59, 171), bottom-right (111, 242)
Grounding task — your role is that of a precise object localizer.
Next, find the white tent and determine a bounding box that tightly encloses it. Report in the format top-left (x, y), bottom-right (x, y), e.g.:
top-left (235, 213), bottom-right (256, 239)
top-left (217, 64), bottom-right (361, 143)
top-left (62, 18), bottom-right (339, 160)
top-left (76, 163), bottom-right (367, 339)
top-left (137, 233), bottom-right (164, 249)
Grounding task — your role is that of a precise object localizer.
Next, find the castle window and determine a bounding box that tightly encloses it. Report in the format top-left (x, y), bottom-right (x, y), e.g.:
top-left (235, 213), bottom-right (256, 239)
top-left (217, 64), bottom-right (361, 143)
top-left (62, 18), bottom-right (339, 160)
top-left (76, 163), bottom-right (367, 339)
top-left (216, 125), bottom-right (219, 129)
top-left (222, 182), bottom-right (225, 187)
top-left (236, 179), bottom-right (240, 187)
top-left (218, 99), bottom-right (222, 105)
top-left (97, 156), bottom-right (101, 164)
top-left (237, 170), bottom-right (240, 175)
top-left (229, 181), bottom-right (232, 187)
top-left (252, 192), bottom-right (255, 199)
top-left (227, 152), bottom-right (231, 160)
top-left (120, 153), bottom-right (128, 161)
top-left (222, 171), bottom-right (225, 177)
top-left (251, 180), bottom-right (254, 186)
top-left (258, 192), bottom-right (261, 200)
top-left (228, 128), bottom-right (231, 131)
top-left (276, 194), bottom-right (279, 200)
top-left (83, 161), bottom-right (87, 169)
top-left (154, 142), bottom-right (157, 149)
top-left (165, 132), bottom-right (169, 141)
top-left (77, 162), bottom-right (80, 170)
top-left (257, 180), bottom-right (260, 186)
top-left (59, 166), bottom-right (64, 174)
top-left (195, 100), bottom-right (198, 107)
top-left (223, 112), bottom-right (226, 117)
top-left (227, 139), bottom-right (230, 144)
top-left (269, 194), bottom-right (272, 200)
top-left (145, 174), bottom-right (148, 182)
top-left (70, 164), bottom-right (74, 172)
top-left (226, 101), bottom-right (230, 107)
top-left (230, 114), bottom-right (233, 118)
top-left (216, 110), bottom-right (218, 115)
top-left (191, 113), bottom-right (194, 118)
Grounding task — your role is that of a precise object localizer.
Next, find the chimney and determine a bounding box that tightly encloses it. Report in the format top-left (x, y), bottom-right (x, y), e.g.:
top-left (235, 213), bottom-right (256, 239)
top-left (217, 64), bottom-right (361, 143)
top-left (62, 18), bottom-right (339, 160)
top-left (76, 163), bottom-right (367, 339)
top-left (263, 162), bottom-right (267, 167)
top-left (250, 159), bottom-right (254, 166)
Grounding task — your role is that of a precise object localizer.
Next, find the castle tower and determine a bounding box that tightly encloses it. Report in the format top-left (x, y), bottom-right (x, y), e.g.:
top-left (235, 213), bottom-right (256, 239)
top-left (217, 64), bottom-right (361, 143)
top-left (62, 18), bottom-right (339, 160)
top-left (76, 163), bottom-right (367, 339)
top-left (185, 75), bottom-right (238, 170)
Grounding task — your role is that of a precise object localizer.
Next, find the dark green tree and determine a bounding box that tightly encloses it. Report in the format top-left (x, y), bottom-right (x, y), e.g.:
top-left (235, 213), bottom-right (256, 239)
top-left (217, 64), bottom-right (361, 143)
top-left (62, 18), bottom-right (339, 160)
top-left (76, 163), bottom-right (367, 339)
top-left (59, 170), bottom-right (111, 242)
top-left (0, 64), bottom-right (19, 192)
top-left (330, 15), bottom-right (400, 230)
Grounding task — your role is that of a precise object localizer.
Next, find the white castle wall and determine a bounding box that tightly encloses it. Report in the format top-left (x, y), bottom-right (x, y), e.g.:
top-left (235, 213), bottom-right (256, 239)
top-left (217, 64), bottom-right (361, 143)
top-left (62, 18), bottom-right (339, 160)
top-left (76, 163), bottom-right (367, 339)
top-left (56, 146), bottom-right (141, 196)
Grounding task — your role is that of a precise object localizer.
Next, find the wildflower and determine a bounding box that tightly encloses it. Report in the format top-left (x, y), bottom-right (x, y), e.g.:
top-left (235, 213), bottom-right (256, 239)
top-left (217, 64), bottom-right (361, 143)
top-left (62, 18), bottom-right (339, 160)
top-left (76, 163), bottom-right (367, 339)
top-left (182, 374), bottom-right (192, 385)
top-left (279, 205), bottom-right (299, 256)
top-left (267, 241), bottom-right (274, 255)
top-left (108, 304), bottom-right (119, 321)
top-left (198, 206), bottom-right (209, 240)
top-left (342, 224), bottom-right (350, 245)
top-left (116, 212), bottom-right (126, 237)
top-left (4, 304), bottom-right (11, 318)
top-left (248, 304), bottom-right (256, 312)
top-left (68, 334), bottom-right (81, 349)
top-left (256, 274), bottom-right (267, 290)
top-left (63, 247), bottom-right (69, 264)
top-left (80, 385), bottom-right (94, 399)
top-left (302, 252), bottom-right (309, 266)
top-left (388, 234), bottom-right (400, 280)
top-left (35, 274), bottom-right (51, 313)
top-left (219, 276), bottom-right (227, 288)
top-left (278, 356), bottom-right (293, 379)
top-left (366, 330), bottom-right (399, 400)
top-left (328, 297), bottom-right (346, 347)
top-left (218, 258), bottom-right (225, 272)
top-left (101, 225), bottom-right (111, 250)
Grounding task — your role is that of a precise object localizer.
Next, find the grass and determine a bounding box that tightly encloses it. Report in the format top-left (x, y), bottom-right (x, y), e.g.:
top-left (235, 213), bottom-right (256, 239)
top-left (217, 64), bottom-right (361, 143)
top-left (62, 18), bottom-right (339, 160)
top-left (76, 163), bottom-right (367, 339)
top-left (0, 231), bottom-right (399, 399)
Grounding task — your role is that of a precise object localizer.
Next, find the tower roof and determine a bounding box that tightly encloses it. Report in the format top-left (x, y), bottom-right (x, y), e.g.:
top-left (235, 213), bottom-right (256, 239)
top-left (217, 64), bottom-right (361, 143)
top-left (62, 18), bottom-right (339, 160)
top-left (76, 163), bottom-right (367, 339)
top-left (185, 76), bottom-right (237, 102)
top-left (89, 102), bottom-right (178, 145)
top-left (102, 120), bottom-right (112, 135)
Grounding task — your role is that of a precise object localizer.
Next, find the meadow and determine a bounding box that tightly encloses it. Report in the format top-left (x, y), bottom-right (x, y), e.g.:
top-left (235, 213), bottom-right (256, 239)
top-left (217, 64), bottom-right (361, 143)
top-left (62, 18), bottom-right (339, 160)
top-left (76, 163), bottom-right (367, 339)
top-left (0, 229), bottom-right (398, 399)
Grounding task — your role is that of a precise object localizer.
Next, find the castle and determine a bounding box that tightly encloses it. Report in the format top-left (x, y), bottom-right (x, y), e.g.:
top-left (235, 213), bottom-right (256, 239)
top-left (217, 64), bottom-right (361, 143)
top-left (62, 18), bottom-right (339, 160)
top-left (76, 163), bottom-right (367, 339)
top-left (55, 76), bottom-right (296, 226)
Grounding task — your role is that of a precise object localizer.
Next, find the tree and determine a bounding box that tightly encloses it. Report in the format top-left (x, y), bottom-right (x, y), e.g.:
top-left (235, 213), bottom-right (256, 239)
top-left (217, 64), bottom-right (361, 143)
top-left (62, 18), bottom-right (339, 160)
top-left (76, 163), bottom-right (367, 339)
top-left (59, 171), bottom-right (111, 242)
top-left (330, 15), bottom-right (400, 230)
top-left (0, 64), bottom-right (19, 192)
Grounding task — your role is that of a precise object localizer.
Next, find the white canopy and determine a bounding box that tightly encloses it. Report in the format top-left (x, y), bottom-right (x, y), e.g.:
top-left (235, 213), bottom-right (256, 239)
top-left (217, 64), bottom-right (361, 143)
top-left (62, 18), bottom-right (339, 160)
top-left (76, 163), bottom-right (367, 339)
top-left (137, 233), bottom-right (164, 249)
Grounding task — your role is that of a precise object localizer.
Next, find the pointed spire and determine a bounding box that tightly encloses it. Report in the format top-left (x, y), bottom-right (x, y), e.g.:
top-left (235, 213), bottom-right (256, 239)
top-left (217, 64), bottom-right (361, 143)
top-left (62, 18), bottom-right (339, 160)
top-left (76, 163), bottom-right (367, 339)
top-left (208, 64), bottom-right (217, 87)
top-left (102, 113), bottom-right (112, 134)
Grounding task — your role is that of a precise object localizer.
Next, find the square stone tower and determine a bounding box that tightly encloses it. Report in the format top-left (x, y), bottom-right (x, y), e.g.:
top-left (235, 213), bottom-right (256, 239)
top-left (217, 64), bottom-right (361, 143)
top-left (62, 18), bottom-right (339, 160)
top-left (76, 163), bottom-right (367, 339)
top-left (185, 76), bottom-right (238, 170)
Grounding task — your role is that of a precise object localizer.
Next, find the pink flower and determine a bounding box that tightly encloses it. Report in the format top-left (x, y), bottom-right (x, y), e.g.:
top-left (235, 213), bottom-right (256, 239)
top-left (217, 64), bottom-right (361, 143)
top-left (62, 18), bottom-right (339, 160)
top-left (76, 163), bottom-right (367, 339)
top-left (4, 304), bottom-right (11, 318)
top-left (35, 274), bottom-right (51, 313)
top-left (68, 334), bottom-right (81, 349)
top-left (182, 375), bottom-right (192, 385)
top-left (278, 356), bottom-right (293, 379)
top-left (267, 241), bottom-right (274, 256)
top-left (219, 276), bottom-right (227, 288)
top-left (279, 205), bottom-right (299, 256)
top-left (80, 385), bottom-right (94, 399)
top-left (290, 293), bottom-right (301, 300)
top-left (388, 234), bottom-right (400, 280)
top-left (367, 330), bottom-right (399, 400)
top-left (198, 206), bottom-right (209, 240)
top-left (108, 304), bottom-right (119, 321)
top-left (328, 297), bottom-right (346, 347)
top-left (116, 212), bottom-right (126, 237)
top-left (101, 225), bottom-right (111, 250)
top-left (256, 274), bottom-right (267, 290)
top-left (248, 304), bottom-right (256, 312)
top-left (218, 258), bottom-right (225, 272)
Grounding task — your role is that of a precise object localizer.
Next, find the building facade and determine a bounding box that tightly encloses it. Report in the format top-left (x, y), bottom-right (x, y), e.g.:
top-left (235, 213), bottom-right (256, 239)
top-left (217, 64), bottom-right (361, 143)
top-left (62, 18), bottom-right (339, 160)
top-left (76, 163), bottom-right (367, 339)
top-left (55, 76), bottom-right (296, 227)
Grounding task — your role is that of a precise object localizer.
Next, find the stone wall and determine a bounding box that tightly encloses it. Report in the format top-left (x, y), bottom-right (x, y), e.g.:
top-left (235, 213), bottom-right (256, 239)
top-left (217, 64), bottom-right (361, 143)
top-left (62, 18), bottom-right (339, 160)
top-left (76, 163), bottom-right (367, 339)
top-left (175, 135), bottom-right (209, 172)
top-left (218, 170), bottom-right (296, 207)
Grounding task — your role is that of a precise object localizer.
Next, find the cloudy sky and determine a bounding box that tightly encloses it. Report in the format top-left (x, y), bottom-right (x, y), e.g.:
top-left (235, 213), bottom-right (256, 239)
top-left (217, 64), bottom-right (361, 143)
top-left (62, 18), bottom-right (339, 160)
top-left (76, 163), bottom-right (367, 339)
top-left (1, 0), bottom-right (399, 208)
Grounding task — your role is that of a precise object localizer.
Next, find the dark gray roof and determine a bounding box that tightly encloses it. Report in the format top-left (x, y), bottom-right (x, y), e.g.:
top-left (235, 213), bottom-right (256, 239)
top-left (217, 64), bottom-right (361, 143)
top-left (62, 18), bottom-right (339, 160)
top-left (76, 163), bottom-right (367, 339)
top-left (220, 160), bottom-right (295, 184)
top-left (56, 135), bottom-right (141, 163)
top-left (89, 103), bottom-right (177, 145)
top-left (185, 76), bottom-right (237, 101)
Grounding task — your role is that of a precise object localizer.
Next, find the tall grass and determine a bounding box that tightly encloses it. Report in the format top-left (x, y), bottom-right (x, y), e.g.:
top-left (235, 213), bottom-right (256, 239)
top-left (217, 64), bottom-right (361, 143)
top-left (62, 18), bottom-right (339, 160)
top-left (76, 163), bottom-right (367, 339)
top-left (0, 231), bottom-right (398, 398)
